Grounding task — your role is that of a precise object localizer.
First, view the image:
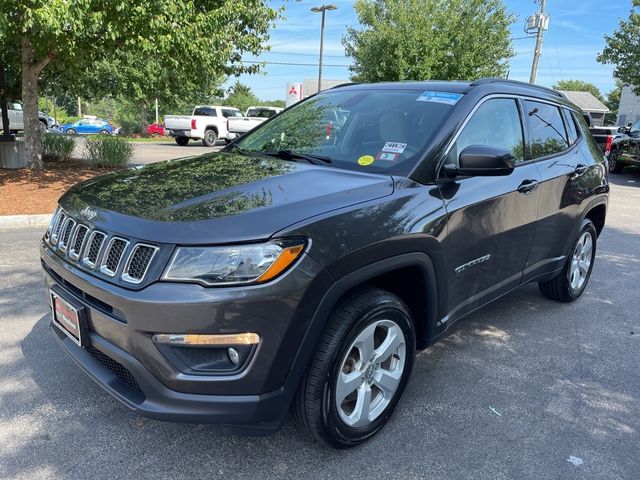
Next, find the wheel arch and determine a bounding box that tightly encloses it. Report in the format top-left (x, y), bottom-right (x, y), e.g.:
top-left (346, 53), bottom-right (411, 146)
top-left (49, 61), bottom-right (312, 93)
top-left (289, 252), bottom-right (441, 383)
top-left (583, 200), bottom-right (607, 237)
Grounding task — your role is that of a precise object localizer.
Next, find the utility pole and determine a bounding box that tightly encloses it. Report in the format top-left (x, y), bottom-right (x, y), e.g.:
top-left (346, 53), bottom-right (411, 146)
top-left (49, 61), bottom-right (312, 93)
top-left (77, 96), bottom-right (82, 117)
top-left (155, 98), bottom-right (159, 124)
top-left (526, 0), bottom-right (549, 84)
top-left (311, 4), bottom-right (337, 94)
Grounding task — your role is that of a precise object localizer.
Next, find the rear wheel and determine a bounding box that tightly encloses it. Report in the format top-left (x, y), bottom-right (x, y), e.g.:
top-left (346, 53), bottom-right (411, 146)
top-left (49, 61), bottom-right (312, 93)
top-left (202, 129), bottom-right (217, 147)
top-left (293, 288), bottom-right (416, 448)
top-left (608, 150), bottom-right (624, 173)
top-left (39, 120), bottom-right (47, 133)
top-left (538, 219), bottom-right (597, 302)
top-left (175, 136), bottom-right (189, 146)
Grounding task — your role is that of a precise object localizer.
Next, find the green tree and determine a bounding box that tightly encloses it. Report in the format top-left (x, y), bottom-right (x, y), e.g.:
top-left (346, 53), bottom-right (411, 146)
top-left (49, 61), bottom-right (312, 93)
top-left (552, 80), bottom-right (604, 101)
top-left (0, 1), bottom-right (279, 169)
top-left (604, 80), bottom-right (623, 125)
top-left (597, 0), bottom-right (640, 95)
top-left (343, 0), bottom-right (515, 82)
top-left (224, 81), bottom-right (260, 112)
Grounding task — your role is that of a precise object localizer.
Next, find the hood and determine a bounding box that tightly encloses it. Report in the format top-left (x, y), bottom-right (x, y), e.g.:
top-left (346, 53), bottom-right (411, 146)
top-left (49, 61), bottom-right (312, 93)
top-left (60, 152), bottom-right (394, 244)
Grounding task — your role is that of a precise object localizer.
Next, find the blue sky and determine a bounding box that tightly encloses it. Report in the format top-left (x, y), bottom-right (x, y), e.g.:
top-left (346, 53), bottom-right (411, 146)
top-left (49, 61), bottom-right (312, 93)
top-left (227, 0), bottom-right (629, 100)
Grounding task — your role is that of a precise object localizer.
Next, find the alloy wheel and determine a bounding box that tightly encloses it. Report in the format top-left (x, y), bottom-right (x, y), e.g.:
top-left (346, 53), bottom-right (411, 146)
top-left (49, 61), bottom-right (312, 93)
top-left (335, 319), bottom-right (406, 427)
top-left (569, 231), bottom-right (593, 291)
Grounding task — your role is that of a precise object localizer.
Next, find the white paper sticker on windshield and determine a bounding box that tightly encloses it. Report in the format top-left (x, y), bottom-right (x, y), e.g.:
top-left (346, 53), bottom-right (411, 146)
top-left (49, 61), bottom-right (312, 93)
top-left (382, 142), bottom-right (407, 154)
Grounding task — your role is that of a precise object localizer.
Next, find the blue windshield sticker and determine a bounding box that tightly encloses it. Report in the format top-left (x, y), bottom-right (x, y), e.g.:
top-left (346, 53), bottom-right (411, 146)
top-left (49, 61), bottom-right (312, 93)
top-left (416, 91), bottom-right (463, 105)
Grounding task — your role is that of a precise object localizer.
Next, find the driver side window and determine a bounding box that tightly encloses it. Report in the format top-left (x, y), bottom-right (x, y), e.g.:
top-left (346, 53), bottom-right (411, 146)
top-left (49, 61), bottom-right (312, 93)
top-left (448, 98), bottom-right (524, 166)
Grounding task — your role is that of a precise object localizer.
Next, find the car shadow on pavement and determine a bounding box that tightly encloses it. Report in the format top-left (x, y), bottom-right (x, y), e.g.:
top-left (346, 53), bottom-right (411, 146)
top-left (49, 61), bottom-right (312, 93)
top-left (7, 226), bottom-right (640, 480)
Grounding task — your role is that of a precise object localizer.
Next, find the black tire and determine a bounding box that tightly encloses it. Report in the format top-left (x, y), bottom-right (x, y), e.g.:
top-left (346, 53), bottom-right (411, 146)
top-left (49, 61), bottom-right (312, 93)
top-left (39, 120), bottom-right (48, 133)
top-left (175, 136), bottom-right (189, 146)
top-left (202, 129), bottom-right (218, 147)
top-left (66, 128), bottom-right (76, 135)
top-left (99, 129), bottom-right (110, 135)
top-left (293, 287), bottom-right (416, 448)
top-left (608, 150), bottom-right (624, 173)
top-left (538, 219), bottom-right (597, 302)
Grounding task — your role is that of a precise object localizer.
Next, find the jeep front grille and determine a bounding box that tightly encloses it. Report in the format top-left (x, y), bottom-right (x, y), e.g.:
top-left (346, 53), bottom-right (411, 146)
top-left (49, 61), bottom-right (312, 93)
top-left (46, 209), bottom-right (160, 285)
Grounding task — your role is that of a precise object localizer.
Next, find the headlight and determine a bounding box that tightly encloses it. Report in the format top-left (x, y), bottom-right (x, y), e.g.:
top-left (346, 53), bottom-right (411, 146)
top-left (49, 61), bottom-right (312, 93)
top-left (162, 239), bottom-right (306, 286)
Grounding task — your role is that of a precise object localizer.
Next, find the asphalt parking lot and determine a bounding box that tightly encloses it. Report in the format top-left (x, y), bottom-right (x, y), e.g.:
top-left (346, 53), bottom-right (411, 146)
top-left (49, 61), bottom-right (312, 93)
top-left (1, 172), bottom-right (639, 480)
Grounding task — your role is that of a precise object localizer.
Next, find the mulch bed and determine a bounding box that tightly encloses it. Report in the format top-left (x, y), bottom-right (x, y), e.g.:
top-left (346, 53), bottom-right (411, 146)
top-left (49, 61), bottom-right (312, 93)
top-left (0, 158), bottom-right (121, 216)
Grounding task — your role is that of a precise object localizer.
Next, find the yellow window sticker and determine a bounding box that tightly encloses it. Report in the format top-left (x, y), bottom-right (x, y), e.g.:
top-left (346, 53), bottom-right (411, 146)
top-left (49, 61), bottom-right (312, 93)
top-left (357, 155), bottom-right (375, 166)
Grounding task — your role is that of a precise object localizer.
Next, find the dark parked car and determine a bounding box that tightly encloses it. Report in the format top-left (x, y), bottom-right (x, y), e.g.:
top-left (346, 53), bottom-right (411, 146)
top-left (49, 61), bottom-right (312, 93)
top-left (41, 79), bottom-right (608, 448)
top-left (604, 120), bottom-right (640, 173)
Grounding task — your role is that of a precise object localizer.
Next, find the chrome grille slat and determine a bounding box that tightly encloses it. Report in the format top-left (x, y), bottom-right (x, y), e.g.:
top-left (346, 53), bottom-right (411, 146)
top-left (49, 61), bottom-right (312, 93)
top-left (99, 237), bottom-right (129, 277)
top-left (82, 231), bottom-right (107, 268)
top-left (50, 211), bottom-right (67, 245)
top-left (122, 244), bottom-right (158, 284)
top-left (68, 225), bottom-right (89, 261)
top-left (58, 218), bottom-right (76, 253)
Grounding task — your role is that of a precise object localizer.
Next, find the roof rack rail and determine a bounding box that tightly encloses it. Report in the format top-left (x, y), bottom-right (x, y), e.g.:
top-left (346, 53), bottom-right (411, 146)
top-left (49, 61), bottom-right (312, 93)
top-left (329, 82), bottom-right (359, 90)
top-left (470, 78), bottom-right (565, 98)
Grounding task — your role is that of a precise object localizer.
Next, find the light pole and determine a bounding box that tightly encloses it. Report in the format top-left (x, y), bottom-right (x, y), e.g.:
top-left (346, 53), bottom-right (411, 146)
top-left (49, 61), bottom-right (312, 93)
top-left (311, 4), bottom-right (337, 94)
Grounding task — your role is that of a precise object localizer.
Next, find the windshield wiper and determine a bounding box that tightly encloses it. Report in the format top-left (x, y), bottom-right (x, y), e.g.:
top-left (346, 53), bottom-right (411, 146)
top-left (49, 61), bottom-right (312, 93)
top-left (259, 149), bottom-right (332, 165)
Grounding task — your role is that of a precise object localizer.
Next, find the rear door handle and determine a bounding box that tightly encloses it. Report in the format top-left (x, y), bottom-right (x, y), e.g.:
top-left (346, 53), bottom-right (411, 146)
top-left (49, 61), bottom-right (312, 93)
top-left (574, 164), bottom-right (588, 175)
top-left (517, 179), bottom-right (539, 194)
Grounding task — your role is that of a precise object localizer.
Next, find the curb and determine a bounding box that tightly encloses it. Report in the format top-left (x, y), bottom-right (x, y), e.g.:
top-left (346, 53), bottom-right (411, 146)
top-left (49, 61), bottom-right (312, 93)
top-left (0, 214), bottom-right (52, 230)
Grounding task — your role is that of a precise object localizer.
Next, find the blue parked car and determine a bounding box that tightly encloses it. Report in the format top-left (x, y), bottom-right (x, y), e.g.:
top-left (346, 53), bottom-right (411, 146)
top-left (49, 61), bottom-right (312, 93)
top-left (60, 119), bottom-right (114, 135)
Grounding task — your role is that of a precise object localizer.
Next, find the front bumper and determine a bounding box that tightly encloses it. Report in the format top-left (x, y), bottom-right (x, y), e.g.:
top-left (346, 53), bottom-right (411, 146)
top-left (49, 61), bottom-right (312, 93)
top-left (41, 240), bottom-right (332, 429)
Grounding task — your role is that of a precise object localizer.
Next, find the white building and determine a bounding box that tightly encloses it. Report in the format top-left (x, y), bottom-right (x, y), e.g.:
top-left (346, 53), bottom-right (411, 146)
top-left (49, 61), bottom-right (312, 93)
top-left (617, 85), bottom-right (640, 127)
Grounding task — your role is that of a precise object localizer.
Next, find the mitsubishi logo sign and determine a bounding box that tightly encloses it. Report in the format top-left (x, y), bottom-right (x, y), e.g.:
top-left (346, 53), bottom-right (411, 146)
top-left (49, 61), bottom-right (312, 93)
top-left (286, 82), bottom-right (303, 107)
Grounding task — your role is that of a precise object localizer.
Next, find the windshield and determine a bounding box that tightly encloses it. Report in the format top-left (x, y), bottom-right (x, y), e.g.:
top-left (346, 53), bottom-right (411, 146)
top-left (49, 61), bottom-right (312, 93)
top-left (235, 89), bottom-right (457, 174)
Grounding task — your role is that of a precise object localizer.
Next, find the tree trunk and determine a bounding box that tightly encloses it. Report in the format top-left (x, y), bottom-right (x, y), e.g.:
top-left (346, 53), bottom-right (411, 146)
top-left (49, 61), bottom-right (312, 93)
top-left (21, 38), bottom-right (54, 170)
top-left (140, 103), bottom-right (148, 132)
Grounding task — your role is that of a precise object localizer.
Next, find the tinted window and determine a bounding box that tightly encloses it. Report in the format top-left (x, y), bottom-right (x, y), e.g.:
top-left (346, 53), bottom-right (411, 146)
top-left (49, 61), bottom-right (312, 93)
top-left (221, 109), bottom-right (242, 118)
top-left (448, 98), bottom-right (524, 164)
top-left (247, 108), bottom-right (277, 118)
top-left (194, 107), bottom-right (216, 117)
top-left (562, 109), bottom-right (579, 145)
top-left (525, 100), bottom-right (568, 159)
top-left (236, 89), bottom-right (456, 174)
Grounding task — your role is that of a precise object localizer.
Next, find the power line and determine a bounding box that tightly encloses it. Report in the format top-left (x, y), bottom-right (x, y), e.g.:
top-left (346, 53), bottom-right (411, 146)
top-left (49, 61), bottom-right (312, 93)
top-left (267, 50), bottom-right (347, 58)
top-left (240, 60), bottom-right (350, 67)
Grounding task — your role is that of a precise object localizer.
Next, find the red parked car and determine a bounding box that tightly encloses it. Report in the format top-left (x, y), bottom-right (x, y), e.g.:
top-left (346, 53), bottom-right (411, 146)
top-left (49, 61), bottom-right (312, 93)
top-left (146, 123), bottom-right (165, 137)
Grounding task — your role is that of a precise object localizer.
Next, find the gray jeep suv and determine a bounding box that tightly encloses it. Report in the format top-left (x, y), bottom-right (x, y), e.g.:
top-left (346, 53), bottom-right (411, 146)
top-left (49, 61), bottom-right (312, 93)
top-left (41, 79), bottom-right (608, 447)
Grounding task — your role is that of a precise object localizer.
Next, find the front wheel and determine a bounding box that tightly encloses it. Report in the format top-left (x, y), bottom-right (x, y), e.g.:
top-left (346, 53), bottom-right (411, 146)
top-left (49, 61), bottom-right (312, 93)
top-left (539, 219), bottom-right (597, 302)
top-left (293, 288), bottom-right (416, 448)
top-left (175, 136), bottom-right (189, 146)
top-left (99, 129), bottom-right (110, 135)
top-left (66, 128), bottom-right (76, 135)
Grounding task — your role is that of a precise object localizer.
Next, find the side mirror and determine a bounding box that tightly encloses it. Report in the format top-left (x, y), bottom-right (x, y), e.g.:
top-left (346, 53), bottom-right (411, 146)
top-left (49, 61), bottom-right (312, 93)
top-left (618, 126), bottom-right (627, 134)
top-left (445, 145), bottom-right (515, 177)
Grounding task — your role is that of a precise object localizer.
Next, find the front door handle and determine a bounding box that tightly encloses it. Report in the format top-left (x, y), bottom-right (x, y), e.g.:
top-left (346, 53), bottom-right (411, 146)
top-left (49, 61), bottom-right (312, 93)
top-left (574, 164), bottom-right (588, 175)
top-left (517, 179), bottom-right (539, 194)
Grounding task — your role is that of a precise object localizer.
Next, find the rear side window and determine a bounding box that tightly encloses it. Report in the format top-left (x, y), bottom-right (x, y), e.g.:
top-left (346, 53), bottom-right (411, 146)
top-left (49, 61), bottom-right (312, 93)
top-left (221, 109), bottom-right (242, 118)
top-left (561, 109), bottom-right (579, 145)
top-left (194, 107), bottom-right (217, 117)
top-left (524, 100), bottom-right (568, 159)
top-left (448, 98), bottom-right (524, 164)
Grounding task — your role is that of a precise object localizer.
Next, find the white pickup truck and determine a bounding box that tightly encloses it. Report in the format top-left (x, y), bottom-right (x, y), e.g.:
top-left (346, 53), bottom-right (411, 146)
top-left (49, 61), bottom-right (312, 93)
top-left (164, 106), bottom-right (243, 146)
top-left (226, 106), bottom-right (283, 140)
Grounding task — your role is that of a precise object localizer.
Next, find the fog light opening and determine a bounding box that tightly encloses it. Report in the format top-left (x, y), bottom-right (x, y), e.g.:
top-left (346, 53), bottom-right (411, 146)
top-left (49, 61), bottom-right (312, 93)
top-left (228, 347), bottom-right (240, 366)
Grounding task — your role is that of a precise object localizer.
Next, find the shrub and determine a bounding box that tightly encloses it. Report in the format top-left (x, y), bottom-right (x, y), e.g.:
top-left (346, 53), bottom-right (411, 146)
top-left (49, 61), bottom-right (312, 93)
top-left (42, 134), bottom-right (76, 161)
top-left (84, 135), bottom-right (134, 167)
